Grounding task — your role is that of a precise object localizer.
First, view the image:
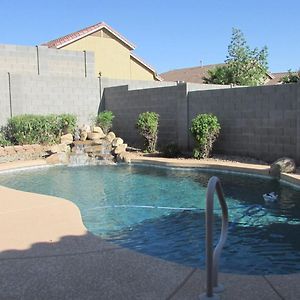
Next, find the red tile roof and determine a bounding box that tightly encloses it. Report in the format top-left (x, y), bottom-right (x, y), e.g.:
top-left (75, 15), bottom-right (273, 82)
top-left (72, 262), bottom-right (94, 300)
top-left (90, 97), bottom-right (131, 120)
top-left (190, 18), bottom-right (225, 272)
top-left (42, 22), bottom-right (136, 50)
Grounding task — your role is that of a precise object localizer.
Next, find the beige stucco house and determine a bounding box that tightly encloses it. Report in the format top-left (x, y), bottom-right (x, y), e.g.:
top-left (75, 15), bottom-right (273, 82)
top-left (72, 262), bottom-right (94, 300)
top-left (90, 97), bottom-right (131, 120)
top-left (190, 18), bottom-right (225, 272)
top-left (43, 22), bottom-right (161, 81)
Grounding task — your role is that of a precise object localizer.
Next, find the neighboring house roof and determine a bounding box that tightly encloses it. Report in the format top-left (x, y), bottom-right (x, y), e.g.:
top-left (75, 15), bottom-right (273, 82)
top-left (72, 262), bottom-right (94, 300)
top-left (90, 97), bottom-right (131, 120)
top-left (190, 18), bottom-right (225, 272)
top-left (130, 53), bottom-right (162, 81)
top-left (265, 72), bottom-right (289, 85)
top-left (42, 22), bottom-right (136, 50)
top-left (161, 64), bottom-right (286, 85)
top-left (160, 64), bottom-right (224, 84)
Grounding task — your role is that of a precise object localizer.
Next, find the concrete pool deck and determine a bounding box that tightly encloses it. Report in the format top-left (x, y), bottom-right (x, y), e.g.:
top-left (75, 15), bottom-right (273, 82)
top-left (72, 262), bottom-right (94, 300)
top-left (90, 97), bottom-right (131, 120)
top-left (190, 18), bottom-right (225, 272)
top-left (0, 159), bottom-right (300, 299)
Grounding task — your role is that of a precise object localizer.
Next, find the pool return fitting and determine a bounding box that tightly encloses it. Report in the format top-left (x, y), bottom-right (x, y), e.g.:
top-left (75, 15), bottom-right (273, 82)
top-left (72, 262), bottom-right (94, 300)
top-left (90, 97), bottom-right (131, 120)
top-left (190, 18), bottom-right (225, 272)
top-left (199, 176), bottom-right (229, 300)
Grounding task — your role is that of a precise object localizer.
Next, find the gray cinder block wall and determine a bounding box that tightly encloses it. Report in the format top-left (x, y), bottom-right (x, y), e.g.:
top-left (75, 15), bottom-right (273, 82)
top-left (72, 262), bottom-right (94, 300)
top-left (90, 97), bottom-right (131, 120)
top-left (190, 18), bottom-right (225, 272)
top-left (0, 43), bottom-right (181, 125)
top-left (0, 44), bottom-right (95, 77)
top-left (1, 42), bottom-right (299, 164)
top-left (8, 74), bottom-right (101, 125)
top-left (104, 84), bottom-right (188, 149)
top-left (0, 72), bottom-right (11, 126)
top-left (0, 44), bottom-right (38, 74)
top-left (104, 83), bottom-right (300, 164)
top-left (188, 84), bottom-right (299, 163)
top-left (100, 77), bottom-right (177, 91)
top-left (102, 82), bottom-right (234, 148)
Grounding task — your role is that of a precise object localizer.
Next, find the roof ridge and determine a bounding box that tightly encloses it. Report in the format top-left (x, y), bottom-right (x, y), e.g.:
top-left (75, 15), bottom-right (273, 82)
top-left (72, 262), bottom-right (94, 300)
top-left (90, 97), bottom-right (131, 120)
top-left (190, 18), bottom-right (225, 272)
top-left (161, 63), bottom-right (224, 75)
top-left (41, 22), bottom-right (135, 50)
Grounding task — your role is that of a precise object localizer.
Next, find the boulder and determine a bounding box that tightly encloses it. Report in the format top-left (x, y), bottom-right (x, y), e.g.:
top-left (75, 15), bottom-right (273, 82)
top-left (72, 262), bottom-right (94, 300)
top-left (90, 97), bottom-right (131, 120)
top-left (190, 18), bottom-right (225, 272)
top-left (87, 132), bottom-right (106, 140)
top-left (92, 126), bottom-right (104, 134)
top-left (60, 133), bottom-right (73, 145)
top-left (80, 124), bottom-right (91, 133)
top-left (112, 137), bottom-right (124, 147)
top-left (46, 152), bottom-right (69, 165)
top-left (84, 145), bottom-right (104, 153)
top-left (116, 152), bottom-right (132, 163)
top-left (113, 144), bottom-right (127, 155)
top-left (105, 132), bottom-right (116, 143)
top-left (73, 140), bottom-right (94, 148)
top-left (93, 139), bottom-right (104, 145)
top-left (80, 131), bottom-right (88, 141)
top-left (46, 144), bottom-right (69, 154)
top-left (60, 144), bottom-right (71, 153)
top-left (270, 157), bottom-right (296, 177)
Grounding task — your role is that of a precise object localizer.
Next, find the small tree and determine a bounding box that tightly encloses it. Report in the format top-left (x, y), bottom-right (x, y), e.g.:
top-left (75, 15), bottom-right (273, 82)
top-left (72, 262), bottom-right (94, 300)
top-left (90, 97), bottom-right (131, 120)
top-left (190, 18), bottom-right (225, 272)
top-left (136, 112), bottom-right (159, 153)
top-left (203, 65), bottom-right (233, 85)
top-left (204, 28), bottom-right (268, 86)
top-left (95, 111), bottom-right (115, 134)
top-left (190, 114), bottom-right (220, 159)
top-left (281, 70), bottom-right (300, 84)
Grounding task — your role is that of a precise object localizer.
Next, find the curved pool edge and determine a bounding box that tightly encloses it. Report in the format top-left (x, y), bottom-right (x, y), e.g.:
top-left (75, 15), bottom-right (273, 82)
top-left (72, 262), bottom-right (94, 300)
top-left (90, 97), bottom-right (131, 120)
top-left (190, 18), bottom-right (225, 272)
top-left (0, 159), bottom-right (300, 299)
top-left (0, 159), bottom-right (49, 172)
top-left (131, 156), bottom-right (300, 188)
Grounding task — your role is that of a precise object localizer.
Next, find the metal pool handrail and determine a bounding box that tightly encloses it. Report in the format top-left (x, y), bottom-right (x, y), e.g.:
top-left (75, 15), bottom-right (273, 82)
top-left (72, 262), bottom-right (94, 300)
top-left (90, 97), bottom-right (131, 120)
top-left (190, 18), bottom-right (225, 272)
top-left (200, 176), bottom-right (229, 299)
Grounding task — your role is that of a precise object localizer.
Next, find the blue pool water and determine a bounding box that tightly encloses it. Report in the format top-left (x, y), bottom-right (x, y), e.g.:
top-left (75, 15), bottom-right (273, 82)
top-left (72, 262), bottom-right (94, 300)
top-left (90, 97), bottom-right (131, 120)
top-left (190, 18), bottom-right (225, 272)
top-left (0, 164), bottom-right (300, 275)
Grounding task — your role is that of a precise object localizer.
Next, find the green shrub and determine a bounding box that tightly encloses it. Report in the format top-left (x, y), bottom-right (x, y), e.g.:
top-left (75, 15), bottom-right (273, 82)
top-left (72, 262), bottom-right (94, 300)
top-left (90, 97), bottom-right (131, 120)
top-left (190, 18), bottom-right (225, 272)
top-left (6, 114), bottom-right (77, 145)
top-left (0, 129), bottom-right (11, 146)
top-left (190, 113), bottom-right (220, 159)
top-left (57, 114), bottom-right (77, 134)
top-left (162, 143), bottom-right (181, 158)
top-left (7, 115), bottom-right (56, 145)
top-left (95, 111), bottom-right (115, 134)
top-left (136, 112), bottom-right (159, 153)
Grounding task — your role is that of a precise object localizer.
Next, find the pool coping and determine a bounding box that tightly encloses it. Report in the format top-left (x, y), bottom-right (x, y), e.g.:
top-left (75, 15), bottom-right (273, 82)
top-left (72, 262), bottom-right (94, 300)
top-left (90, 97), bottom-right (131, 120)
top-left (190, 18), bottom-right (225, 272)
top-left (131, 156), bottom-right (300, 188)
top-left (0, 159), bottom-right (300, 299)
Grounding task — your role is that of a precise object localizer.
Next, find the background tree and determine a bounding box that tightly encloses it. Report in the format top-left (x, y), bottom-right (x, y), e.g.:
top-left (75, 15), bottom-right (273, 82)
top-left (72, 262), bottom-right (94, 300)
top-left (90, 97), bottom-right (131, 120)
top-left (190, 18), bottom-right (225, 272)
top-left (281, 70), bottom-right (300, 84)
top-left (204, 65), bottom-right (233, 85)
top-left (203, 28), bottom-right (269, 86)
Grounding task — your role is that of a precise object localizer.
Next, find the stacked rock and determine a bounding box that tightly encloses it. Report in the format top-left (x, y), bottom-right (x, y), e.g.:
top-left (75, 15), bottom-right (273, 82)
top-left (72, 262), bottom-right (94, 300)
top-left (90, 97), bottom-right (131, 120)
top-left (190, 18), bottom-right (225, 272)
top-left (0, 143), bottom-right (71, 164)
top-left (269, 157), bottom-right (296, 178)
top-left (0, 144), bottom-right (46, 163)
top-left (0, 126), bottom-right (131, 165)
top-left (72, 125), bottom-right (131, 163)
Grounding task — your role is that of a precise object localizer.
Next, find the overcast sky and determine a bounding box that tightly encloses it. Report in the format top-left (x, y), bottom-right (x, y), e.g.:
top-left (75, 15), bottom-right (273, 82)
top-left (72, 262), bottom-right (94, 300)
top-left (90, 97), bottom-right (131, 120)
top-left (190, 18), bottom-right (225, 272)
top-left (0, 0), bottom-right (299, 73)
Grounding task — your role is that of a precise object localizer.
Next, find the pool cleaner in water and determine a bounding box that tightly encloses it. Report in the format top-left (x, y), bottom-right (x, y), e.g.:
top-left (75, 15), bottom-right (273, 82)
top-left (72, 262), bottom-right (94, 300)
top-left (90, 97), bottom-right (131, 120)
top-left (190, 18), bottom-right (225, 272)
top-left (263, 192), bottom-right (278, 203)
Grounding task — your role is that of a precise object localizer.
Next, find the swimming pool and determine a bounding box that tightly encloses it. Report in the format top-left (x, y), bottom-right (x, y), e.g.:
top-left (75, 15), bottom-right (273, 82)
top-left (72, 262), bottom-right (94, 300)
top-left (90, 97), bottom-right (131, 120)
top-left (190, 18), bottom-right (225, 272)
top-left (0, 164), bottom-right (300, 275)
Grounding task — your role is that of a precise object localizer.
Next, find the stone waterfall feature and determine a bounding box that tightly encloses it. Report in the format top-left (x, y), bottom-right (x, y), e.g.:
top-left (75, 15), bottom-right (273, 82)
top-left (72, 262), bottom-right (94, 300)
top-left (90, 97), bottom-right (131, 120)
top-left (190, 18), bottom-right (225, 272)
top-left (45, 127), bottom-right (132, 166)
top-left (69, 141), bottom-right (116, 166)
top-left (68, 143), bottom-right (90, 166)
top-left (67, 127), bottom-right (130, 166)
